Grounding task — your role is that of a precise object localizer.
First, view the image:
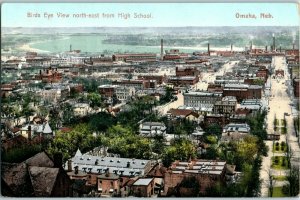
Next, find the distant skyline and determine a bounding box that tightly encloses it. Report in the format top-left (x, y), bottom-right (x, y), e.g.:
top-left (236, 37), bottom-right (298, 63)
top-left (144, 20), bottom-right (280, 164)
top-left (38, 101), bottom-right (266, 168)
top-left (1, 3), bottom-right (299, 27)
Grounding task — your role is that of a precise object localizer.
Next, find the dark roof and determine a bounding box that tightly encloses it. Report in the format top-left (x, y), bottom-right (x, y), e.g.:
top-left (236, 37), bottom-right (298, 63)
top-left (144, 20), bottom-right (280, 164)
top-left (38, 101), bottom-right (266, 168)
top-left (169, 109), bottom-right (199, 118)
top-left (25, 152), bottom-right (54, 167)
top-left (28, 166), bottom-right (59, 196)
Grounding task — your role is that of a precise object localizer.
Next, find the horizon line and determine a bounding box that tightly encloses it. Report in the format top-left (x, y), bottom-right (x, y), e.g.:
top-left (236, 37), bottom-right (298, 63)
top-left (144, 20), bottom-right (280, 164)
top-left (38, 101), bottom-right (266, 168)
top-left (2, 25), bottom-right (298, 28)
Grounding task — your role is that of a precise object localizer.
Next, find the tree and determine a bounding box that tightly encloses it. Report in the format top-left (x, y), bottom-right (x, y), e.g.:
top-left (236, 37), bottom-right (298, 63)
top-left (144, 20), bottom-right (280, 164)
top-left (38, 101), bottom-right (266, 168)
top-left (61, 102), bottom-right (74, 125)
top-left (265, 169), bottom-right (276, 197)
top-left (87, 92), bottom-right (102, 108)
top-left (285, 165), bottom-right (300, 196)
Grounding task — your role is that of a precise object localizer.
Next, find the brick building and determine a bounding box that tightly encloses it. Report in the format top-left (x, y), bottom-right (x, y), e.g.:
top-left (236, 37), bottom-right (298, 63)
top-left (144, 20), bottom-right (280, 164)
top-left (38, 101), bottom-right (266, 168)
top-left (163, 160), bottom-right (227, 196)
top-left (131, 178), bottom-right (155, 197)
top-left (176, 67), bottom-right (200, 77)
top-left (223, 84), bottom-right (262, 102)
top-left (36, 67), bottom-right (62, 83)
top-left (137, 75), bottom-right (166, 85)
top-left (168, 76), bottom-right (199, 86)
top-left (112, 54), bottom-right (156, 62)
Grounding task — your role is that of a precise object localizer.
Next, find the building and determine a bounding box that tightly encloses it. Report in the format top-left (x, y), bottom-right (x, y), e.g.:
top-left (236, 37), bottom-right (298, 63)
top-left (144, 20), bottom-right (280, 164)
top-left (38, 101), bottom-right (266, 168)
top-left (112, 80), bottom-right (146, 89)
top-left (2, 152), bottom-right (72, 197)
top-left (114, 86), bottom-right (135, 102)
top-left (139, 122), bottom-right (166, 137)
top-left (168, 109), bottom-right (199, 121)
top-left (131, 178), bottom-right (155, 197)
top-left (137, 75), bottom-right (166, 85)
top-left (293, 78), bottom-right (299, 98)
top-left (98, 85), bottom-right (117, 99)
top-left (183, 91), bottom-right (223, 108)
top-left (74, 103), bottom-right (91, 117)
top-left (176, 67), bottom-right (200, 77)
top-left (223, 84), bottom-right (262, 101)
top-left (213, 96), bottom-right (237, 115)
top-left (1, 84), bottom-right (15, 98)
top-left (39, 85), bottom-right (70, 103)
top-left (65, 149), bottom-right (155, 196)
top-left (168, 76), bottom-right (199, 86)
top-left (36, 67), bottom-right (62, 83)
top-left (163, 159), bottom-right (227, 196)
top-left (222, 123), bottom-right (250, 134)
top-left (112, 54), bottom-right (157, 62)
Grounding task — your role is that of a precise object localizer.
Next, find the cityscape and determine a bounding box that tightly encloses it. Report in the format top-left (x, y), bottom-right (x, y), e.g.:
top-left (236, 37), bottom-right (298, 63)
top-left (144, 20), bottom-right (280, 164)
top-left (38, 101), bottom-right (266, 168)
top-left (1, 3), bottom-right (300, 198)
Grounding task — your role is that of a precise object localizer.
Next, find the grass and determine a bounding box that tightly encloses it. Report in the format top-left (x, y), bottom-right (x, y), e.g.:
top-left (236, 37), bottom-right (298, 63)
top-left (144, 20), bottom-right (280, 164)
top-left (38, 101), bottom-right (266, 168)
top-left (275, 119), bottom-right (280, 126)
top-left (273, 176), bottom-right (287, 181)
top-left (271, 156), bottom-right (289, 170)
top-left (272, 187), bottom-right (288, 197)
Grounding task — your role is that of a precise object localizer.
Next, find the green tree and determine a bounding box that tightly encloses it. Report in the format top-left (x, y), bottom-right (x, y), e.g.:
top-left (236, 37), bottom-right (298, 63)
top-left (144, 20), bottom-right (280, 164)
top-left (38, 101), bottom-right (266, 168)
top-left (87, 92), bottom-right (102, 108)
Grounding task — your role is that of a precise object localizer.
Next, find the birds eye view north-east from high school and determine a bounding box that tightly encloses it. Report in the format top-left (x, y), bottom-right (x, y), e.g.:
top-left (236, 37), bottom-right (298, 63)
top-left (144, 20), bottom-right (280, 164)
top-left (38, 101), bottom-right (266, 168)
top-left (1, 3), bottom-right (299, 198)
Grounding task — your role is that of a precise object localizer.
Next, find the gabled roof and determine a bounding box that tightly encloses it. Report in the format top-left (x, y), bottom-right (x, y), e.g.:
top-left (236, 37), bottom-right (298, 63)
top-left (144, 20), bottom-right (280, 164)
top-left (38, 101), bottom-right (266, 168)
top-left (169, 109), bottom-right (199, 118)
top-left (25, 152), bottom-right (54, 168)
top-left (75, 149), bottom-right (82, 157)
top-left (43, 123), bottom-right (52, 134)
top-left (28, 166), bottom-right (59, 197)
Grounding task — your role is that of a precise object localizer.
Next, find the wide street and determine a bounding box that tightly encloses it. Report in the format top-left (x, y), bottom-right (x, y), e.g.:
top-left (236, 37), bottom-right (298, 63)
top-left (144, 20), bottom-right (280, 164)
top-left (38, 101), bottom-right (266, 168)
top-left (260, 56), bottom-right (300, 197)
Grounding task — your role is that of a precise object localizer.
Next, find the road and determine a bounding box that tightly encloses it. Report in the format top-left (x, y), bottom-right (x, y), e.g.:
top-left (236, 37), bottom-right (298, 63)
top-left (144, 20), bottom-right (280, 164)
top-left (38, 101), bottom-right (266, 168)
top-left (260, 56), bottom-right (300, 197)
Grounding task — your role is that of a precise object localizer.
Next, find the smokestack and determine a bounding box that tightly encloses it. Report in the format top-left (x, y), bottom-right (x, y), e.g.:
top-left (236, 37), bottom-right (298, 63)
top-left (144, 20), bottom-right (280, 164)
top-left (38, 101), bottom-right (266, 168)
top-left (231, 44), bottom-right (233, 52)
top-left (161, 39), bottom-right (164, 61)
top-left (265, 46), bottom-right (267, 52)
top-left (250, 41), bottom-right (253, 51)
top-left (293, 42), bottom-right (295, 50)
top-left (273, 34), bottom-right (276, 51)
top-left (208, 43), bottom-right (210, 56)
top-left (70, 44), bottom-right (72, 52)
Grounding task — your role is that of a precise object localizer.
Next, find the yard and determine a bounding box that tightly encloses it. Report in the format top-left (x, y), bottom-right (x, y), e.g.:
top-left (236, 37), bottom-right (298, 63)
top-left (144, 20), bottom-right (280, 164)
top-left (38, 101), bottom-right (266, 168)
top-left (272, 187), bottom-right (288, 197)
top-left (271, 156), bottom-right (289, 170)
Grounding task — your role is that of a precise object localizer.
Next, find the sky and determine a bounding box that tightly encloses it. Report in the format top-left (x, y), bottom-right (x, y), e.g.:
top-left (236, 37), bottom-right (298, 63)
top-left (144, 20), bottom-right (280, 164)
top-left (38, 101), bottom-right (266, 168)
top-left (1, 3), bottom-right (299, 27)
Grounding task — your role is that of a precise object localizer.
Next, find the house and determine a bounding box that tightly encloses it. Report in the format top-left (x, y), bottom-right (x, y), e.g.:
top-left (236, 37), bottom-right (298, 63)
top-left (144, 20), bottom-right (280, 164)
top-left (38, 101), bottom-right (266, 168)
top-left (1, 152), bottom-right (72, 197)
top-left (139, 122), bottom-right (167, 138)
top-left (97, 173), bottom-right (120, 196)
top-left (222, 123), bottom-right (250, 134)
top-left (168, 109), bottom-right (199, 121)
top-left (114, 86), bottom-right (135, 102)
top-left (131, 178), bottom-right (155, 197)
top-left (74, 103), bottom-right (91, 117)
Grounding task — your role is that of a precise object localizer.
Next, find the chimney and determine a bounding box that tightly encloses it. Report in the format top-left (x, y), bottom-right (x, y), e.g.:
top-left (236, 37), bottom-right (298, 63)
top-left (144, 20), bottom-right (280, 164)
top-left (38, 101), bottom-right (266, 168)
top-left (230, 43), bottom-right (233, 52)
top-left (70, 44), bottom-right (72, 52)
top-left (53, 152), bottom-right (63, 168)
top-left (127, 161), bottom-right (130, 168)
top-left (67, 160), bottom-right (72, 172)
top-left (265, 46), bottom-right (267, 52)
top-left (27, 125), bottom-right (32, 140)
top-left (250, 41), bottom-right (253, 51)
top-left (74, 166), bottom-right (79, 174)
top-left (39, 70), bottom-right (42, 75)
top-left (208, 43), bottom-right (210, 56)
top-left (161, 39), bottom-right (164, 61)
top-left (273, 34), bottom-right (276, 51)
top-left (105, 168), bottom-right (110, 177)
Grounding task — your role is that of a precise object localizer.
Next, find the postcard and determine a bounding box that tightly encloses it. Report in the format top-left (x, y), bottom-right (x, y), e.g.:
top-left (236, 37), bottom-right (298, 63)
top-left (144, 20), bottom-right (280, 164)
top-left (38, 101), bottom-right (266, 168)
top-left (1, 1), bottom-right (299, 198)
